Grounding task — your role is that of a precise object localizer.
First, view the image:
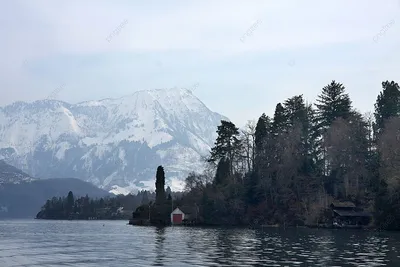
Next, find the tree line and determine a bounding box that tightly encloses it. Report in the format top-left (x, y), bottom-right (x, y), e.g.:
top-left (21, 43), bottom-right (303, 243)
top-left (35, 188), bottom-right (178, 220)
top-left (179, 80), bottom-right (400, 229)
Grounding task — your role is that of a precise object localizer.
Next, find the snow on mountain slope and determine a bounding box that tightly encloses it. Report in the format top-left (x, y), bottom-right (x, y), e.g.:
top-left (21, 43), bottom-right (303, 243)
top-left (0, 88), bottom-right (227, 193)
top-left (0, 160), bottom-right (34, 185)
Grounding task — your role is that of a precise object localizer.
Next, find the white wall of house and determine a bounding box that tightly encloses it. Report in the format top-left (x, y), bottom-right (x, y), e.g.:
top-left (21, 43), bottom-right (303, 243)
top-left (171, 208), bottom-right (185, 223)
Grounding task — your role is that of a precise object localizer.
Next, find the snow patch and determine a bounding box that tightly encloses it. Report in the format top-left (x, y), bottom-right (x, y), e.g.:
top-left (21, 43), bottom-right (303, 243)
top-left (109, 185), bottom-right (132, 195)
top-left (55, 142), bottom-right (71, 160)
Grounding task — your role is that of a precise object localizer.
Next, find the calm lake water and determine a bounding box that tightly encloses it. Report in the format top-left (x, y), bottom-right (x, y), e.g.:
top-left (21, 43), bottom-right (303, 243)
top-left (1, 220), bottom-right (400, 266)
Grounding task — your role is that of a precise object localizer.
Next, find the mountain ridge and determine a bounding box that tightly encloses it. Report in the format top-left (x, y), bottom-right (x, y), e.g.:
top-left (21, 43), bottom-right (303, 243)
top-left (0, 159), bottom-right (34, 184)
top-left (0, 88), bottom-right (227, 194)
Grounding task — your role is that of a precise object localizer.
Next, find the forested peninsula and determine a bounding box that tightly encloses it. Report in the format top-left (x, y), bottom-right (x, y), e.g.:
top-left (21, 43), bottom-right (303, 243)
top-left (38, 80), bottom-right (400, 230)
top-left (36, 191), bottom-right (140, 220)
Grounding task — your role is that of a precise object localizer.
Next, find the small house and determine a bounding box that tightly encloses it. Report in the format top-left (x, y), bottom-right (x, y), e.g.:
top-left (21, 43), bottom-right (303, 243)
top-left (330, 201), bottom-right (372, 227)
top-left (171, 205), bottom-right (198, 225)
top-left (171, 207), bottom-right (185, 224)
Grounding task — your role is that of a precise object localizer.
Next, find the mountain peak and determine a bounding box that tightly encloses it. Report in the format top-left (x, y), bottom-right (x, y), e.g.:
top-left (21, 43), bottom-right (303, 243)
top-left (76, 87), bottom-right (195, 107)
top-left (0, 89), bottom-right (227, 193)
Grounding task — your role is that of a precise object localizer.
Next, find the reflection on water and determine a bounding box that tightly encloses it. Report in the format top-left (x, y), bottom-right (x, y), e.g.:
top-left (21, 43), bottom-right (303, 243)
top-left (0, 220), bottom-right (400, 266)
top-left (154, 227), bottom-right (166, 266)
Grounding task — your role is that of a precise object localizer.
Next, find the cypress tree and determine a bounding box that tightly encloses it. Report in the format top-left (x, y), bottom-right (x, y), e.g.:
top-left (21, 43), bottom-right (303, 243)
top-left (166, 186), bottom-right (172, 198)
top-left (155, 166), bottom-right (166, 204)
top-left (66, 191), bottom-right (74, 214)
top-left (254, 113), bottom-right (271, 163)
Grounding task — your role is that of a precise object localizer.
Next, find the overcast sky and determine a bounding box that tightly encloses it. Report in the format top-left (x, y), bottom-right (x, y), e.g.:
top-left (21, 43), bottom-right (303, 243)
top-left (1, 1), bottom-right (400, 126)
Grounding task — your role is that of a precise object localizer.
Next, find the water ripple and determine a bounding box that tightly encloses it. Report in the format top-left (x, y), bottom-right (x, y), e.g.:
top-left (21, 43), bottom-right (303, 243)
top-left (1, 220), bottom-right (400, 266)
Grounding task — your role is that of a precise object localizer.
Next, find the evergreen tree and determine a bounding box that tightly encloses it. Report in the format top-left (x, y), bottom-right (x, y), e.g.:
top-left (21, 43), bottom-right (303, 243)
top-left (245, 171), bottom-right (263, 205)
top-left (166, 185), bottom-right (172, 203)
top-left (208, 120), bottom-right (242, 177)
top-left (252, 113), bottom-right (272, 202)
top-left (374, 80), bottom-right (400, 134)
top-left (315, 80), bottom-right (352, 130)
top-left (141, 191), bottom-right (149, 205)
top-left (283, 96), bottom-right (318, 175)
top-left (304, 104), bottom-right (322, 176)
top-left (155, 166), bottom-right (166, 204)
top-left (255, 113), bottom-right (270, 149)
top-left (82, 194), bottom-right (90, 215)
top-left (214, 158), bottom-right (231, 185)
top-left (66, 191), bottom-right (74, 214)
top-left (254, 113), bottom-right (271, 167)
top-left (314, 80), bottom-right (353, 177)
top-left (284, 95), bottom-right (307, 128)
top-left (166, 186), bottom-right (172, 198)
top-left (286, 97), bottom-right (320, 176)
top-left (272, 103), bottom-right (287, 136)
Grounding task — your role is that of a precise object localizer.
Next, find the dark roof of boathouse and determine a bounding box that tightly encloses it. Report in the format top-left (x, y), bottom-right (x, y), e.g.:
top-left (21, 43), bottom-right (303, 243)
top-left (330, 201), bottom-right (356, 209)
top-left (179, 205), bottom-right (197, 215)
top-left (333, 209), bottom-right (372, 217)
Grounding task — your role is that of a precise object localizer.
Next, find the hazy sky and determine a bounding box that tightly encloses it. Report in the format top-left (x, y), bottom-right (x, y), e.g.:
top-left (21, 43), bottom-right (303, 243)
top-left (1, 1), bottom-right (400, 126)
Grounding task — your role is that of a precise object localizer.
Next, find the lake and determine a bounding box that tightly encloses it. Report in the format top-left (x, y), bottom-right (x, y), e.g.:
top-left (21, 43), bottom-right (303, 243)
top-left (0, 220), bottom-right (400, 266)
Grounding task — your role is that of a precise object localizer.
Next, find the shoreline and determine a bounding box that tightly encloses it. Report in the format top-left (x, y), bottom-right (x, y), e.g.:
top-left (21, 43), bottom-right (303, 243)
top-left (31, 218), bottom-right (398, 232)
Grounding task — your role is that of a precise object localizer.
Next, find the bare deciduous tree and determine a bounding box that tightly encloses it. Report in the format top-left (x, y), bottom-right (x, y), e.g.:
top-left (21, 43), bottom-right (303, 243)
top-left (378, 117), bottom-right (400, 192)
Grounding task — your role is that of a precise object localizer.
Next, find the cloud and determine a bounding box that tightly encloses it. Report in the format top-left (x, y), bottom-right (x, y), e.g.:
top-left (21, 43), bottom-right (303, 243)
top-left (1, 0), bottom-right (400, 125)
top-left (3, 1), bottom-right (398, 57)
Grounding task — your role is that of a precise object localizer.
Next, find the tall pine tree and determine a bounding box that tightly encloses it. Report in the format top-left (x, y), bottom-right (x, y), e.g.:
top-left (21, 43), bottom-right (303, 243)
top-left (315, 80), bottom-right (353, 177)
top-left (315, 80), bottom-right (352, 130)
top-left (272, 103), bottom-right (287, 136)
top-left (374, 80), bottom-right (400, 134)
top-left (284, 95), bottom-right (307, 128)
top-left (209, 120), bottom-right (242, 178)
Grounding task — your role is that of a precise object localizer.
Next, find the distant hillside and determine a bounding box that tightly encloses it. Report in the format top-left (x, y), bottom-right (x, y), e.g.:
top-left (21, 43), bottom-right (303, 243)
top-left (0, 178), bottom-right (112, 218)
top-left (0, 160), bottom-right (34, 184)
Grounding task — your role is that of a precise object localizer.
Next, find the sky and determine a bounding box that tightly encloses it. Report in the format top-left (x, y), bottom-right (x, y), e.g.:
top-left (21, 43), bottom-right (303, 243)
top-left (1, 0), bottom-right (400, 127)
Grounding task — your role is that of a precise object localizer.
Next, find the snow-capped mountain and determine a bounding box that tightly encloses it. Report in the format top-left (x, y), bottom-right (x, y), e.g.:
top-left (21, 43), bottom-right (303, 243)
top-left (0, 88), bottom-right (227, 193)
